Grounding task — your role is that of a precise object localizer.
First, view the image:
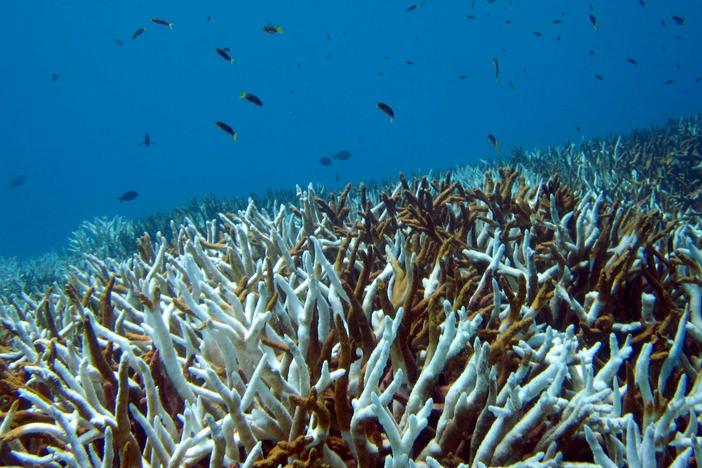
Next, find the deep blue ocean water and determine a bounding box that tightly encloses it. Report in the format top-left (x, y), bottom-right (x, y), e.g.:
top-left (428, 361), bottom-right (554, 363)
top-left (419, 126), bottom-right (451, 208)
top-left (1, 0), bottom-right (700, 258)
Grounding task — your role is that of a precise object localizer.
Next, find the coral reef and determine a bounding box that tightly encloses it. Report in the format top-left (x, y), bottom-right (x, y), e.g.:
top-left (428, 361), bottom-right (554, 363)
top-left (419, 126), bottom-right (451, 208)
top-left (1, 116), bottom-right (702, 467)
top-left (510, 115), bottom-right (702, 213)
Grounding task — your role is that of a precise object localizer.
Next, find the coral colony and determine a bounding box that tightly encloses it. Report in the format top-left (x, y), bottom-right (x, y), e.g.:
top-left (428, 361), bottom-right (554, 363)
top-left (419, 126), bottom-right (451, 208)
top-left (1, 116), bottom-right (702, 467)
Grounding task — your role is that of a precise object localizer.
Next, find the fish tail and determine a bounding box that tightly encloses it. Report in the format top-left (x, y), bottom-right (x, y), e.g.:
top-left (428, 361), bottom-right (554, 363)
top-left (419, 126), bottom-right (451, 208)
top-left (276, 26), bottom-right (284, 33)
top-left (169, 24), bottom-right (174, 30)
top-left (389, 117), bottom-right (394, 123)
top-left (232, 133), bottom-right (238, 142)
top-left (240, 91), bottom-right (247, 99)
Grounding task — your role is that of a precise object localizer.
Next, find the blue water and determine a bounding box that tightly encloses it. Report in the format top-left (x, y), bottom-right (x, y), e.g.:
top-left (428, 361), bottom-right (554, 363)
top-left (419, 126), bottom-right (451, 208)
top-left (1, 0), bottom-right (700, 258)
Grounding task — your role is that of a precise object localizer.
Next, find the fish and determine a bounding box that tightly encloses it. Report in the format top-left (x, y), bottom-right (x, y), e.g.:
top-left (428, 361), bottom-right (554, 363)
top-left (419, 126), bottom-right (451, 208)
top-left (532, 30), bottom-right (543, 37)
top-left (638, 0), bottom-right (646, 6)
top-left (8, 175), bottom-right (25, 188)
top-left (696, 76), bottom-right (702, 84)
top-left (207, 16), bottom-right (214, 22)
top-left (664, 79), bottom-right (676, 85)
top-left (406, 2), bottom-right (424, 13)
top-left (240, 92), bottom-right (263, 106)
top-left (118, 190), bottom-right (138, 202)
top-left (215, 48), bottom-right (235, 64)
top-left (576, 125), bottom-right (581, 132)
top-left (51, 73), bottom-right (59, 82)
top-left (487, 134), bottom-right (499, 152)
top-left (552, 19), bottom-right (563, 24)
top-left (505, 20), bottom-right (512, 24)
top-left (263, 23), bottom-right (284, 34)
top-left (319, 157), bottom-right (332, 166)
top-left (405, 60), bottom-right (415, 65)
top-left (151, 18), bottom-right (173, 29)
top-left (594, 74), bottom-right (604, 80)
top-left (589, 14), bottom-right (598, 30)
top-left (114, 39), bottom-right (124, 47)
top-left (491, 57), bottom-right (500, 82)
top-left (458, 74), bottom-right (467, 80)
top-left (132, 27), bottom-right (146, 40)
top-left (377, 102), bottom-right (394, 122)
top-left (333, 150), bottom-right (352, 160)
top-left (660, 19), bottom-right (667, 28)
top-left (671, 16), bottom-right (685, 26)
top-left (326, 32), bottom-right (332, 42)
top-left (138, 133), bottom-right (155, 147)
top-left (215, 121), bottom-right (238, 141)
top-left (509, 81), bottom-right (515, 90)
top-left (627, 58), bottom-right (638, 65)
top-left (465, 14), bottom-right (477, 20)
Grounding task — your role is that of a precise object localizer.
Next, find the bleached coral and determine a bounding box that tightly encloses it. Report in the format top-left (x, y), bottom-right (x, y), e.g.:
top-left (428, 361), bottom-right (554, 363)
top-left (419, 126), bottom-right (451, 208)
top-left (1, 126), bottom-right (702, 466)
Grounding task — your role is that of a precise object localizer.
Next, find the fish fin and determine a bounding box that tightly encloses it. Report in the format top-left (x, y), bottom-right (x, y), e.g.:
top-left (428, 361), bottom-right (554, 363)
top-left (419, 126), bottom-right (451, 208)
top-left (240, 91), bottom-right (247, 99)
top-left (169, 24), bottom-right (174, 30)
top-left (232, 133), bottom-right (238, 142)
top-left (389, 117), bottom-right (394, 123)
top-left (276, 26), bottom-right (284, 33)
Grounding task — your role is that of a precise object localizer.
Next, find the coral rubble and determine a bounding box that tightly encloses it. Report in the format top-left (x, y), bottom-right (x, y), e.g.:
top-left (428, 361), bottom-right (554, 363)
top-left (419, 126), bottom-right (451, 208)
top-left (1, 117), bottom-right (702, 467)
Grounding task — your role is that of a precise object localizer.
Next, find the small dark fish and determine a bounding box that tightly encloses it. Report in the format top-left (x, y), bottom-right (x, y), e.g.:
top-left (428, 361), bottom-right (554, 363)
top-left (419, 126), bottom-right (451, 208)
top-left (240, 92), bottom-right (263, 106)
top-left (114, 39), bottom-right (124, 47)
top-left (138, 133), bottom-right (155, 147)
top-left (8, 175), bottom-right (25, 188)
top-left (696, 76), bottom-right (701, 84)
top-left (151, 18), bottom-right (173, 29)
top-left (588, 3), bottom-right (594, 11)
top-left (207, 16), bottom-right (214, 22)
top-left (326, 32), bottom-right (332, 42)
top-left (491, 57), bottom-right (500, 82)
top-left (333, 150), bottom-right (352, 160)
top-left (487, 134), bottom-right (499, 152)
top-left (552, 19), bottom-right (563, 24)
top-left (675, 63), bottom-right (681, 70)
top-left (377, 102), bottom-right (394, 122)
top-left (132, 27), bottom-right (146, 40)
top-left (671, 16), bottom-right (685, 26)
top-left (509, 81), bottom-right (515, 90)
top-left (215, 121), bottom-right (238, 141)
top-left (406, 2), bottom-right (424, 13)
top-left (324, 51), bottom-right (333, 60)
top-left (627, 58), bottom-right (638, 65)
top-left (405, 60), bottom-right (415, 65)
top-left (674, 35), bottom-right (685, 40)
top-left (576, 125), bottom-right (581, 132)
top-left (594, 74), bottom-right (604, 80)
top-left (589, 14), bottom-right (598, 30)
top-left (532, 30), bottom-right (543, 37)
top-left (319, 157), bottom-right (332, 166)
top-left (263, 23), bottom-right (284, 34)
top-left (118, 190), bottom-right (138, 202)
top-left (215, 48), bottom-right (234, 64)
top-left (465, 14), bottom-right (477, 20)
top-left (384, 56), bottom-right (390, 60)
top-left (664, 79), bottom-right (676, 85)
top-left (555, 36), bottom-right (561, 41)
top-left (458, 74), bottom-right (467, 80)
top-left (660, 19), bottom-right (667, 28)
top-left (589, 49), bottom-right (597, 55)
top-left (51, 73), bottom-right (59, 82)
top-left (638, 0), bottom-right (646, 6)
top-left (505, 20), bottom-right (512, 25)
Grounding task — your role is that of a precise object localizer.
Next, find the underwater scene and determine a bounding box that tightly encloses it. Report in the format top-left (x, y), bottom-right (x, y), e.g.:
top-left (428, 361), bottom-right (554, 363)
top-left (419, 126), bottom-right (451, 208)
top-left (1, 0), bottom-right (702, 466)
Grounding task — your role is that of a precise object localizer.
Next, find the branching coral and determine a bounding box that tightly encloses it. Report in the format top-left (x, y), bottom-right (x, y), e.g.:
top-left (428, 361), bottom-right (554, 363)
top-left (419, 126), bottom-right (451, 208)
top-left (1, 118), bottom-right (702, 467)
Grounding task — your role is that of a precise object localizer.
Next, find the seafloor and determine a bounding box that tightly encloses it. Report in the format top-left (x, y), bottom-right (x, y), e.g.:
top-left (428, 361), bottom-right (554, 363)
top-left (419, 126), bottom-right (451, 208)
top-left (0, 115), bottom-right (701, 467)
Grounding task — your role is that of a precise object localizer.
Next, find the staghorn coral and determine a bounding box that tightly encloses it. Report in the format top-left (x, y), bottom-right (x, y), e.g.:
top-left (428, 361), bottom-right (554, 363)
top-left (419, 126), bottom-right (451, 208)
top-left (0, 158), bottom-right (701, 467)
top-left (2, 116), bottom-right (702, 467)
